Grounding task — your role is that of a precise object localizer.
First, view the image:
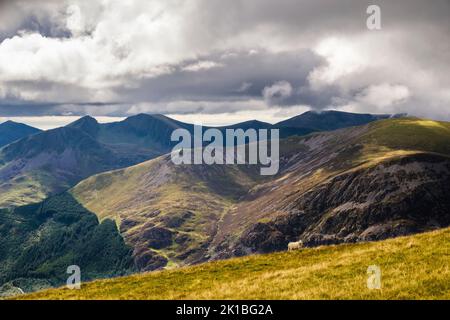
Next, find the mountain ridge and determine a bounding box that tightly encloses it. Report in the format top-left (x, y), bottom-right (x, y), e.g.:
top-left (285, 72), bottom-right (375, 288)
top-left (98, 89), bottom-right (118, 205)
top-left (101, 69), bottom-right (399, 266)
top-left (0, 110), bottom-right (394, 208)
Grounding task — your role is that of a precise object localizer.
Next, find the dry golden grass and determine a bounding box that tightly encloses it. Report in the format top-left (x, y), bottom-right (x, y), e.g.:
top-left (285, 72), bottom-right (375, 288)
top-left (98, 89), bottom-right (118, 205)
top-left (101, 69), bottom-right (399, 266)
top-left (19, 228), bottom-right (450, 300)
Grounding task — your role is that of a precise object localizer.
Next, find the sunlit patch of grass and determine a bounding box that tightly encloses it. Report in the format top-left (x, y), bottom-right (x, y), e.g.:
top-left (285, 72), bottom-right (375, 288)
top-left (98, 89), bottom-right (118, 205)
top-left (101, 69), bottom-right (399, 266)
top-left (360, 118), bottom-right (450, 155)
top-left (0, 171), bottom-right (60, 208)
top-left (19, 227), bottom-right (450, 300)
top-left (415, 120), bottom-right (450, 131)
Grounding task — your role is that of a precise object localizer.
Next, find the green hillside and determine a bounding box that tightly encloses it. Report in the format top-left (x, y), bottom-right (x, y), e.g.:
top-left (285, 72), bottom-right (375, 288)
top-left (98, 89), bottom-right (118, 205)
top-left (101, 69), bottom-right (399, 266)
top-left (352, 118), bottom-right (450, 166)
top-left (3, 116), bottom-right (449, 297)
top-left (361, 118), bottom-right (450, 153)
top-left (19, 227), bottom-right (450, 300)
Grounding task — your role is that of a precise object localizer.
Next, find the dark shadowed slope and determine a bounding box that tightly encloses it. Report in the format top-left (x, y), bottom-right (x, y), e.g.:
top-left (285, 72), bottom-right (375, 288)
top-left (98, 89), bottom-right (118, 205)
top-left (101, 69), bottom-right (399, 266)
top-left (276, 110), bottom-right (392, 131)
top-left (0, 126), bottom-right (129, 207)
top-left (0, 121), bottom-right (41, 148)
top-left (70, 114), bottom-right (193, 156)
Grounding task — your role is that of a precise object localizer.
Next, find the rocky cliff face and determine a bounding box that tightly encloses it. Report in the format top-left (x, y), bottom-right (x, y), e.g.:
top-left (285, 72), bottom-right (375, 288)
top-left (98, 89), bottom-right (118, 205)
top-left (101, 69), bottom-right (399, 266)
top-left (231, 153), bottom-right (450, 255)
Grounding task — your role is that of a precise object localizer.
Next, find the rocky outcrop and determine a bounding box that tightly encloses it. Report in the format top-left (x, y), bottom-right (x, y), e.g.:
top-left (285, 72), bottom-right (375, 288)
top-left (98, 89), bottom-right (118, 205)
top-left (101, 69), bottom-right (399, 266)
top-left (141, 226), bottom-right (174, 249)
top-left (133, 246), bottom-right (168, 271)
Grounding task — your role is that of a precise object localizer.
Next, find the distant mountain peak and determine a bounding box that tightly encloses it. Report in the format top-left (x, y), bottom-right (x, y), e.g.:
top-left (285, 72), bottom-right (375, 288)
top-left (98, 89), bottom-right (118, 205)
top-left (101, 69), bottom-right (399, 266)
top-left (276, 109), bottom-right (393, 131)
top-left (122, 113), bottom-right (191, 131)
top-left (69, 115), bottom-right (99, 125)
top-left (2, 120), bottom-right (17, 125)
top-left (68, 115), bottom-right (100, 136)
top-left (225, 119), bottom-right (272, 130)
top-left (0, 120), bottom-right (41, 148)
top-left (1, 120), bottom-right (34, 128)
top-left (128, 113), bottom-right (167, 120)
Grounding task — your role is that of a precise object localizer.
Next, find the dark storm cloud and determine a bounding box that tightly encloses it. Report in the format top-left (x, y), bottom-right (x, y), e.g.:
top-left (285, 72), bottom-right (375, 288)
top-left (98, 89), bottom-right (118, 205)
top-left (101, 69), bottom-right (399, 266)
top-left (0, 0), bottom-right (69, 40)
top-left (114, 50), bottom-right (323, 104)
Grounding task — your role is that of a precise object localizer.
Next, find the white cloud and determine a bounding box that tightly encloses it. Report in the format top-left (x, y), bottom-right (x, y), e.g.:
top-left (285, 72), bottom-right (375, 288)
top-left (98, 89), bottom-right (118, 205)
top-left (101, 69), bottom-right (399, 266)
top-left (308, 37), bottom-right (368, 89)
top-left (263, 81), bottom-right (293, 105)
top-left (236, 82), bottom-right (253, 92)
top-left (182, 61), bottom-right (223, 72)
top-left (356, 84), bottom-right (410, 108)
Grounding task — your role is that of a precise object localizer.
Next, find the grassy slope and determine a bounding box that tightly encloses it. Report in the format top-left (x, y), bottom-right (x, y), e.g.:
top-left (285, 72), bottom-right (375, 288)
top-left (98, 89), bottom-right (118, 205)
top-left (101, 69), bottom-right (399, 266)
top-left (350, 118), bottom-right (450, 167)
top-left (361, 118), bottom-right (450, 153)
top-left (0, 170), bottom-right (64, 208)
top-left (20, 227), bottom-right (450, 300)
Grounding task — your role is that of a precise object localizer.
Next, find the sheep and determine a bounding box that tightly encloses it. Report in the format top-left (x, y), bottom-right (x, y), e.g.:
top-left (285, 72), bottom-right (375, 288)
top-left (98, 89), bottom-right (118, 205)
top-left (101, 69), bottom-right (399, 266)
top-left (288, 241), bottom-right (304, 251)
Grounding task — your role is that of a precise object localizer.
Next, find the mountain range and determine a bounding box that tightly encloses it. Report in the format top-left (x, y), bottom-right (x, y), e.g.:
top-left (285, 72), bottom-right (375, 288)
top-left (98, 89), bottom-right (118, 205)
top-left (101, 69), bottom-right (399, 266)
top-left (2, 110), bottom-right (449, 296)
top-left (0, 111), bottom-right (390, 208)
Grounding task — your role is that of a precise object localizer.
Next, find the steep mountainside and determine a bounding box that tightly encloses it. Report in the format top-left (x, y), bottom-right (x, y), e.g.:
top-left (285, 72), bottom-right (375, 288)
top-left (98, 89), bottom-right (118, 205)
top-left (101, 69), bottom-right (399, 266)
top-left (0, 193), bottom-right (135, 296)
top-left (71, 156), bottom-right (262, 271)
top-left (211, 118), bottom-right (450, 257)
top-left (0, 121), bottom-right (41, 148)
top-left (69, 118), bottom-right (450, 271)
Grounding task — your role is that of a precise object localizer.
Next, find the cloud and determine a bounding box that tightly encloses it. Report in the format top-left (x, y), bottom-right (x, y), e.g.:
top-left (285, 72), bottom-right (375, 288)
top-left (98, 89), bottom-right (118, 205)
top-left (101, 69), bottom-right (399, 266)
top-left (356, 84), bottom-right (410, 109)
top-left (236, 82), bottom-right (253, 93)
top-left (263, 81), bottom-right (293, 106)
top-left (0, 0), bottom-right (448, 121)
top-left (182, 61), bottom-right (223, 72)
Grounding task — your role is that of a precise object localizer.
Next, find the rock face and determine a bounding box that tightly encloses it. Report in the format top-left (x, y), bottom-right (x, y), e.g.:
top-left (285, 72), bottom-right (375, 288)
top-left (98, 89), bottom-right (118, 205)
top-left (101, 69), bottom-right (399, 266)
top-left (141, 227), bottom-right (174, 249)
top-left (234, 153), bottom-right (450, 254)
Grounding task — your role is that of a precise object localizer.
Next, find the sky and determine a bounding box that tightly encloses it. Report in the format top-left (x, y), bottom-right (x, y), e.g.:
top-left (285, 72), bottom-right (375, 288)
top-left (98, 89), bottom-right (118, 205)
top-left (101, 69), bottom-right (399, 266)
top-left (0, 0), bottom-right (449, 129)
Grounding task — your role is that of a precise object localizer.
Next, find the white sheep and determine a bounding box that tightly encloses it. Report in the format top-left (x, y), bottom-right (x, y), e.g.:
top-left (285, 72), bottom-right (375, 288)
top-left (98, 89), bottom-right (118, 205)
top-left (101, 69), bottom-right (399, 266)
top-left (288, 241), bottom-right (304, 251)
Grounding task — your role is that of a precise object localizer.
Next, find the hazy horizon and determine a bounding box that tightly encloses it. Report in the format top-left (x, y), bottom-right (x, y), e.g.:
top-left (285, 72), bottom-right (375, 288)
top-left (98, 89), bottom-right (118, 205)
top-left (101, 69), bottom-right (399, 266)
top-left (0, 108), bottom-right (410, 130)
